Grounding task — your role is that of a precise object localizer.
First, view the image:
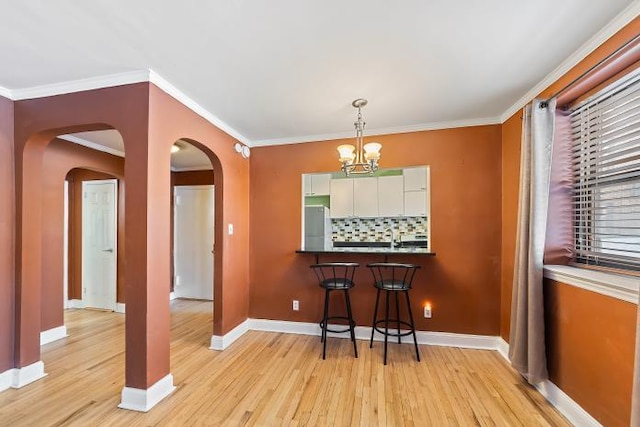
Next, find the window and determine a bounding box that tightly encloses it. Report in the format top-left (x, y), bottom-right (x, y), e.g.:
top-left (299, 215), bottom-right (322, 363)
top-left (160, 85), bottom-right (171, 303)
top-left (570, 72), bottom-right (640, 272)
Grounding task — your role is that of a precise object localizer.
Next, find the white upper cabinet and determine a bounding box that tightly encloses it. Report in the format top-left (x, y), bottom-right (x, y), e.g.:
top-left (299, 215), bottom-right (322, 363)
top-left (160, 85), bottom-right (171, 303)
top-left (404, 190), bottom-right (428, 216)
top-left (378, 175), bottom-right (404, 217)
top-left (403, 167), bottom-right (428, 191)
top-left (329, 178), bottom-right (354, 218)
top-left (403, 166), bottom-right (429, 216)
top-left (354, 177), bottom-right (379, 218)
top-left (304, 173), bottom-right (331, 196)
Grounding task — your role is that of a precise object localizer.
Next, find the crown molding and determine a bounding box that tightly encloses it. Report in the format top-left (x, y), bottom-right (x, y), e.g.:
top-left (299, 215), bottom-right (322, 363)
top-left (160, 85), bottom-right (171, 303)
top-left (500, 1), bottom-right (640, 122)
top-left (58, 134), bottom-right (125, 158)
top-left (0, 85), bottom-right (11, 99)
top-left (170, 165), bottom-right (214, 172)
top-left (148, 70), bottom-right (250, 146)
top-left (9, 70), bottom-right (150, 101)
top-left (251, 116), bottom-right (502, 147)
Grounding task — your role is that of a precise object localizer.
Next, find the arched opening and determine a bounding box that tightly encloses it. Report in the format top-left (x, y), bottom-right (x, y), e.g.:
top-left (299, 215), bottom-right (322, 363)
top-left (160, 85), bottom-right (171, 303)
top-left (16, 125), bottom-right (127, 375)
top-left (168, 138), bottom-right (219, 346)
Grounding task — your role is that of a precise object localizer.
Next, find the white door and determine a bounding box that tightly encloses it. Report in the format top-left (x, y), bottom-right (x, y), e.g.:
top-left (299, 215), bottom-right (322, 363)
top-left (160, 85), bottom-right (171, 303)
top-left (174, 185), bottom-right (214, 300)
top-left (82, 180), bottom-right (117, 310)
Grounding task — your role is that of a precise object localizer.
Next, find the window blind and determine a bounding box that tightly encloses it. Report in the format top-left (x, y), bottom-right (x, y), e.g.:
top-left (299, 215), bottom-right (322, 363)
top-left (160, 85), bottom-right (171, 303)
top-left (570, 72), bottom-right (640, 272)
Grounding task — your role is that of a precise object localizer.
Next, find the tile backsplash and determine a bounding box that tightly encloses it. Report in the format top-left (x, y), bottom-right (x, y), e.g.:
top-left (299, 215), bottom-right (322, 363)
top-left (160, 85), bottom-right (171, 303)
top-left (332, 217), bottom-right (428, 242)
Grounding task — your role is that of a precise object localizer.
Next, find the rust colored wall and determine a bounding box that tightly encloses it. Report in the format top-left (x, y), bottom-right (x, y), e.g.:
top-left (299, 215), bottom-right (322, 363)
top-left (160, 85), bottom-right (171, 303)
top-left (41, 139), bottom-right (124, 332)
top-left (13, 83), bottom-right (165, 387)
top-left (172, 170), bottom-right (214, 186)
top-left (500, 112), bottom-right (522, 341)
top-left (250, 125), bottom-right (502, 334)
top-left (544, 279), bottom-right (636, 426)
top-left (66, 168), bottom-right (124, 302)
top-left (0, 95), bottom-right (14, 372)
top-left (499, 17), bottom-right (640, 425)
top-left (149, 85), bottom-right (250, 337)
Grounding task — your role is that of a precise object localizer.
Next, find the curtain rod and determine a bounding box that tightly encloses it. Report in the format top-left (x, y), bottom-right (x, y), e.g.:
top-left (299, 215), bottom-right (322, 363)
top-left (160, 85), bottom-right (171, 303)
top-left (540, 32), bottom-right (640, 108)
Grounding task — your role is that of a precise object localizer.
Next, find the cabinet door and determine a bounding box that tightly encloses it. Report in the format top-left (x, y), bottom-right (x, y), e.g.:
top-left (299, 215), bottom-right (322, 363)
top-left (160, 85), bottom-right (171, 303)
top-left (330, 178), bottom-right (354, 218)
top-left (303, 174), bottom-right (313, 196)
top-left (354, 177), bottom-right (378, 218)
top-left (311, 174), bottom-right (331, 195)
top-left (404, 167), bottom-right (427, 191)
top-left (404, 190), bottom-right (427, 216)
top-left (378, 175), bottom-right (404, 217)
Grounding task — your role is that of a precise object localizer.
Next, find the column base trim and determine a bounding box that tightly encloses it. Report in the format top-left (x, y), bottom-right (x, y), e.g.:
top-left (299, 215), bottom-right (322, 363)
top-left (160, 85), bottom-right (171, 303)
top-left (40, 326), bottom-right (68, 346)
top-left (210, 320), bottom-right (249, 350)
top-left (0, 361), bottom-right (48, 392)
top-left (118, 374), bottom-right (175, 412)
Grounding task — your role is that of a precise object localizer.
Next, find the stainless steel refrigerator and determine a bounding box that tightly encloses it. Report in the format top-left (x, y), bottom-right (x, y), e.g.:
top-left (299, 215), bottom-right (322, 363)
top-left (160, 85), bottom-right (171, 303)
top-left (304, 206), bottom-right (332, 250)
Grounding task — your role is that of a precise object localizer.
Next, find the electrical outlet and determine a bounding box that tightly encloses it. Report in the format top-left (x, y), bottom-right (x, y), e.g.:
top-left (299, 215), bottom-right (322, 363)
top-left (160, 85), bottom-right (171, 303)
top-left (293, 300), bottom-right (299, 311)
top-left (424, 305), bottom-right (432, 318)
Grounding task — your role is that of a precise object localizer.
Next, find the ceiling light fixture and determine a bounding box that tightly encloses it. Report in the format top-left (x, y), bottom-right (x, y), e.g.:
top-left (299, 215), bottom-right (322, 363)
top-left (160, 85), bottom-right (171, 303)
top-left (337, 99), bottom-right (382, 176)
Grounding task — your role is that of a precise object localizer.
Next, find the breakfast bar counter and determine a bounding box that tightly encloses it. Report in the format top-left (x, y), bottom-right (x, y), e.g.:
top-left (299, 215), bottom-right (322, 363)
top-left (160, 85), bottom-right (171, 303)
top-left (296, 247), bottom-right (435, 263)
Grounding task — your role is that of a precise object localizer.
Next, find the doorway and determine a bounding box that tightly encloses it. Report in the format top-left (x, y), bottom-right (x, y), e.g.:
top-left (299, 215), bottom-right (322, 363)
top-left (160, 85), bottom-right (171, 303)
top-left (173, 185), bottom-right (214, 300)
top-left (81, 179), bottom-right (118, 310)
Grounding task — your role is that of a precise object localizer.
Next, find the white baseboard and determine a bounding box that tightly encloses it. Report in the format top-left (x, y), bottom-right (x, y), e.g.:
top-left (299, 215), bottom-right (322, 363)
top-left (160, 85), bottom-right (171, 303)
top-left (12, 361), bottom-right (47, 389)
top-left (496, 339), bottom-right (601, 426)
top-left (210, 320), bottom-right (250, 350)
top-left (115, 303), bottom-right (126, 313)
top-left (40, 326), bottom-right (68, 346)
top-left (496, 337), bottom-right (509, 361)
top-left (535, 380), bottom-right (601, 426)
top-left (0, 368), bottom-right (12, 392)
top-left (169, 292), bottom-right (177, 301)
top-left (67, 299), bottom-right (84, 309)
top-left (248, 319), bottom-right (501, 350)
top-left (118, 374), bottom-right (175, 412)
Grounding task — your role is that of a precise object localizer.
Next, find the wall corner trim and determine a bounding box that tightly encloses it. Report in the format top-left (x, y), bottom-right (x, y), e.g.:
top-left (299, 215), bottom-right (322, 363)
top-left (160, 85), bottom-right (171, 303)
top-left (40, 326), bottom-right (68, 346)
top-left (12, 361), bottom-right (47, 389)
top-left (209, 320), bottom-right (250, 351)
top-left (118, 374), bottom-right (176, 412)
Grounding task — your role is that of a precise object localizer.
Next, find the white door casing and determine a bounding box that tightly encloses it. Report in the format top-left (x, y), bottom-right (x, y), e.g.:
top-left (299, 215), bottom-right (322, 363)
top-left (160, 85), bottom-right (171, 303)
top-left (174, 185), bottom-right (214, 300)
top-left (82, 180), bottom-right (117, 310)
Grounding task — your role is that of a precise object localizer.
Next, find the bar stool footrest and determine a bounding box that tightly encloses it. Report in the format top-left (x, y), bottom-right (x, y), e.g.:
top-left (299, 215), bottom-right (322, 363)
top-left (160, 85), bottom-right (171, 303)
top-left (320, 316), bottom-right (356, 334)
top-left (373, 319), bottom-right (415, 338)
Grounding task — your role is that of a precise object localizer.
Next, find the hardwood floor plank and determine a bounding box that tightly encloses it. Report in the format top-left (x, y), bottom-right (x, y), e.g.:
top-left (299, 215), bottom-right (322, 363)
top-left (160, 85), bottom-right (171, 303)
top-left (0, 300), bottom-right (571, 426)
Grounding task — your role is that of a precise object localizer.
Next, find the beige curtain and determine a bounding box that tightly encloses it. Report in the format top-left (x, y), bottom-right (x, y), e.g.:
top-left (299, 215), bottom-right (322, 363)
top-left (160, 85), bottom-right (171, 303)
top-left (508, 99), bottom-right (556, 384)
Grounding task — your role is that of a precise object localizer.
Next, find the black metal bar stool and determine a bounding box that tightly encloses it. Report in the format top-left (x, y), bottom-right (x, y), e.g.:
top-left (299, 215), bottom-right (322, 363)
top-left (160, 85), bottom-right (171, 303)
top-left (310, 263), bottom-right (359, 359)
top-left (368, 262), bottom-right (421, 365)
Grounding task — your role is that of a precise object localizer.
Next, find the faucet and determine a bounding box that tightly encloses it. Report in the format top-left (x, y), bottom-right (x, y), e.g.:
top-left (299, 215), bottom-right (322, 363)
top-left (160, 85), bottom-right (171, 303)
top-left (385, 227), bottom-right (396, 248)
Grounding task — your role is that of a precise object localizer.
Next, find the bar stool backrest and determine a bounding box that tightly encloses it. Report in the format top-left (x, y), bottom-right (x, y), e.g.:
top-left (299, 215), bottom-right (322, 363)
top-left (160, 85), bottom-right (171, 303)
top-left (310, 262), bottom-right (359, 290)
top-left (367, 263), bottom-right (420, 291)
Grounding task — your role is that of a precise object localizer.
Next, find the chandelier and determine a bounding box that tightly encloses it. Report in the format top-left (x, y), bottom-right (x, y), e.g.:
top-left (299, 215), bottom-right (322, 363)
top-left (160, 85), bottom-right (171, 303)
top-left (337, 99), bottom-right (382, 176)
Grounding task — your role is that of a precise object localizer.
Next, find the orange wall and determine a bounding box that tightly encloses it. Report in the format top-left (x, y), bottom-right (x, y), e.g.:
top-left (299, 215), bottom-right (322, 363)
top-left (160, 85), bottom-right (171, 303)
top-left (149, 85), bottom-right (250, 336)
top-left (544, 279), bottom-right (636, 427)
top-left (41, 139), bottom-right (124, 332)
top-left (500, 112), bottom-right (522, 340)
top-left (0, 95), bottom-right (14, 372)
top-left (250, 125), bottom-right (502, 334)
top-left (499, 17), bottom-right (640, 426)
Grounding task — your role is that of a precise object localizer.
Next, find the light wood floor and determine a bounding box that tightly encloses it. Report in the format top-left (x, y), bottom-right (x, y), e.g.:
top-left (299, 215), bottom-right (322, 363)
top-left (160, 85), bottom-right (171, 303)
top-left (0, 300), bottom-right (569, 426)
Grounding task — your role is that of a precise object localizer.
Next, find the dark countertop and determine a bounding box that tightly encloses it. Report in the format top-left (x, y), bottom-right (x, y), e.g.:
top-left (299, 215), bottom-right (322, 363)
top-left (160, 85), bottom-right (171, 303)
top-left (296, 247), bottom-right (435, 256)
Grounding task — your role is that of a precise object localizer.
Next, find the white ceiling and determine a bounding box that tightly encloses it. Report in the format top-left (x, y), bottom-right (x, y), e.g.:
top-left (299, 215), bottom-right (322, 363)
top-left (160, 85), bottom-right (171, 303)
top-left (0, 1), bottom-right (638, 146)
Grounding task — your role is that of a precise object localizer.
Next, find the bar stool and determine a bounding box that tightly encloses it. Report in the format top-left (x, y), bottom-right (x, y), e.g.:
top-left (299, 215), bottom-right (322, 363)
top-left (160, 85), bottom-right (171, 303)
top-left (368, 263), bottom-right (421, 365)
top-left (310, 263), bottom-right (359, 359)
